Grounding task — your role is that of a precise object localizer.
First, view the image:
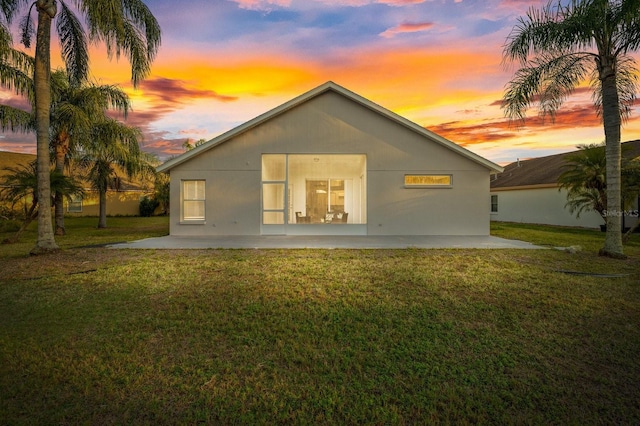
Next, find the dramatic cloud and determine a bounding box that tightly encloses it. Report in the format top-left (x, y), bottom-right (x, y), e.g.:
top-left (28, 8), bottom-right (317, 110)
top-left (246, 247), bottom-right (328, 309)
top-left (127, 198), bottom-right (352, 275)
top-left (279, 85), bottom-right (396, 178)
top-left (379, 21), bottom-right (435, 38)
top-left (3, 0), bottom-right (639, 163)
top-left (428, 103), bottom-right (606, 146)
top-left (138, 78), bottom-right (238, 105)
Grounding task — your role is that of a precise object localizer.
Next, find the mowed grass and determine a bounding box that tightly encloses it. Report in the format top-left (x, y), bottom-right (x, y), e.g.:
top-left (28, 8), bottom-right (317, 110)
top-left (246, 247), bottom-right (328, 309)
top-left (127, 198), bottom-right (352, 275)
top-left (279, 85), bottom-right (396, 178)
top-left (0, 218), bottom-right (639, 424)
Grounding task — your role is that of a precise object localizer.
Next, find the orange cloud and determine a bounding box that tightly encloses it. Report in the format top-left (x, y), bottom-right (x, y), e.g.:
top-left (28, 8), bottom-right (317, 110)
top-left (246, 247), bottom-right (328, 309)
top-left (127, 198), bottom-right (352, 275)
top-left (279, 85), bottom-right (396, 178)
top-left (428, 103), bottom-right (605, 146)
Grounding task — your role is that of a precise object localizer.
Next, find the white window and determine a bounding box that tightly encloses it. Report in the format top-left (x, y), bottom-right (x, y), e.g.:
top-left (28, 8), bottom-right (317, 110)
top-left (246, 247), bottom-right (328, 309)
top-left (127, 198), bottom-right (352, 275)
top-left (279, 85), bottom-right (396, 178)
top-left (67, 194), bottom-right (83, 213)
top-left (182, 180), bottom-right (205, 221)
top-left (491, 195), bottom-right (498, 213)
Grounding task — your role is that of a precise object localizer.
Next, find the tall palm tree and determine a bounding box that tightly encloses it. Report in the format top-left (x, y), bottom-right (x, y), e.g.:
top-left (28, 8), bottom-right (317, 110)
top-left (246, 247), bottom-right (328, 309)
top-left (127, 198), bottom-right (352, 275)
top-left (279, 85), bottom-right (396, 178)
top-left (49, 70), bottom-right (131, 235)
top-left (502, 0), bottom-right (640, 258)
top-left (0, 0), bottom-right (161, 254)
top-left (77, 118), bottom-right (145, 229)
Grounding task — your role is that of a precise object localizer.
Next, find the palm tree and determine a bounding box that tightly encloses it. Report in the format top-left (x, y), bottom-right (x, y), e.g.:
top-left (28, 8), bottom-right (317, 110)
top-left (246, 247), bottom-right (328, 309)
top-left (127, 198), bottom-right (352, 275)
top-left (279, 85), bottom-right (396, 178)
top-left (558, 144), bottom-right (608, 219)
top-left (49, 70), bottom-right (131, 235)
top-left (502, 0), bottom-right (640, 258)
top-left (0, 0), bottom-right (161, 254)
top-left (77, 118), bottom-right (146, 229)
top-left (0, 160), bottom-right (84, 243)
top-left (558, 143), bottom-right (640, 240)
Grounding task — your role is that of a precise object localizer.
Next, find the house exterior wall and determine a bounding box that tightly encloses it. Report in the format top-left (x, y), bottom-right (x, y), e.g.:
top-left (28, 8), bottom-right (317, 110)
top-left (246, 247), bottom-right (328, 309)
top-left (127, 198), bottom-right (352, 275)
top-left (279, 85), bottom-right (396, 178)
top-left (490, 187), bottom-right (604, 228)
top-left (64, 190), bottom-right (149, 216)
top-left (168, 91), bottom-right (492, 236)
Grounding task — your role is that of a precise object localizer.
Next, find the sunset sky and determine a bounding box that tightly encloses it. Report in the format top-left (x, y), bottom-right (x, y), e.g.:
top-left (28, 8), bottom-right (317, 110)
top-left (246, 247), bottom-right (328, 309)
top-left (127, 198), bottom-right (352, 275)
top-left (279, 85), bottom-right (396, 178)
top-left (1, 0), bottom-right (640, 165)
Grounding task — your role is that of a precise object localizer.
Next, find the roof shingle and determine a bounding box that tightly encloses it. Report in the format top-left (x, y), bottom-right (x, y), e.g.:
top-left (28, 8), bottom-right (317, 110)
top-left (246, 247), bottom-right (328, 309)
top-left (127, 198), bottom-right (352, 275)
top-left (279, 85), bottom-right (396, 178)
top-left (491, 140), bottom-right (640, 190)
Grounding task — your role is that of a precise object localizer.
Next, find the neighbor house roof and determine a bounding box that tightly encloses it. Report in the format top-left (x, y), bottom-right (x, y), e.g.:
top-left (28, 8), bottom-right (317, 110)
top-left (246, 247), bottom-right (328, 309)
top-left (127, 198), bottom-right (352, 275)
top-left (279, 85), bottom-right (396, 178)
top-left (491, 140), bottom-right (640, 191)
top-left (0, 152), bottom-right (36, 180)
top-left (157, 81), bottom-right (504, 174)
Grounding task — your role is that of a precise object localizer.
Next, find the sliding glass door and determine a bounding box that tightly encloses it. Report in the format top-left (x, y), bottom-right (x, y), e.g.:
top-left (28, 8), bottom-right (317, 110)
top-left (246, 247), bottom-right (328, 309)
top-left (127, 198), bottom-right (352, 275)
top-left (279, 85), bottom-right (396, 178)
top-left (261, 154), bottom-right (366, 232)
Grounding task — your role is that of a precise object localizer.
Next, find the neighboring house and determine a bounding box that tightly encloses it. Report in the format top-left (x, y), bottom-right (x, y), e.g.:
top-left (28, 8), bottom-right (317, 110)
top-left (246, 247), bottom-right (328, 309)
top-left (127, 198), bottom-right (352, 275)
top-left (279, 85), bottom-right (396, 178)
top-left (157, 81), bottom-right (503, 237)
top-left (490, 140), bottom-right (640, 229)
top-left (0, 151), bottom-right (150, 217)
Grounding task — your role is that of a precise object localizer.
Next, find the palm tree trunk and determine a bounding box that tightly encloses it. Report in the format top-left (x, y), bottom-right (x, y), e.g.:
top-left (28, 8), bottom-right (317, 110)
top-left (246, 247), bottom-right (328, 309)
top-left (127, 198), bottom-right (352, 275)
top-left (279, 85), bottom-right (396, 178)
top-left (600, 61), bottom-right (624, 258)
top-left (54, 133), bottom-right (69, 236)
top-left (98, 189), bottom-right (107, 228)
top-left (31, 1), bottom-right (58, 254)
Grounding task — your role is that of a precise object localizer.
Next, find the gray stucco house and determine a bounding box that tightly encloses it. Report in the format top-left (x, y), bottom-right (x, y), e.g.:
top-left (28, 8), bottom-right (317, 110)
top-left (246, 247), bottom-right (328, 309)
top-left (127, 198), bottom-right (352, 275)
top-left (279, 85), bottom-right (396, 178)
top-left (157, 81), bottom-right (503, 236)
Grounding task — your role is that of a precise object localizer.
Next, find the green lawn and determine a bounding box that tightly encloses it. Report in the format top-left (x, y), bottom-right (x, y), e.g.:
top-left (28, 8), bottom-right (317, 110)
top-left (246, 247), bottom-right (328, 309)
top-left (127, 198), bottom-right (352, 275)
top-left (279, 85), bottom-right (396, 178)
top-left (1, 218), bottom-right (639, 424)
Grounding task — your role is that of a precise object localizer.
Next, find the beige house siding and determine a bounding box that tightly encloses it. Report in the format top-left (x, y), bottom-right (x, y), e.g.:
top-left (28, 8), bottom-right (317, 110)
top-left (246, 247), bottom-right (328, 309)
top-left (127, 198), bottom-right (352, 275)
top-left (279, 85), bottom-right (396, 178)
top-left (490, 187), bottom-right (604, 228)
top-left (164, 83), bottom-right (501, 236)
top-left (64, 190), bottom-right (149, 216)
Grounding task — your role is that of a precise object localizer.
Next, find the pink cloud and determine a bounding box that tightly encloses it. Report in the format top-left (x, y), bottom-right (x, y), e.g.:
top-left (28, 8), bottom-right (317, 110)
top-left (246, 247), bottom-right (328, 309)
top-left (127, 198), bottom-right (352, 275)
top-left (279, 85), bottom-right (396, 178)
top-left (229, 0), bottom-right (291, 10)
top-left (328, 0), bottom-right (427, 5)
top-left (379, 0), bottom-right (426, 4)
top-left (379, 21), bottom-right (435, 38)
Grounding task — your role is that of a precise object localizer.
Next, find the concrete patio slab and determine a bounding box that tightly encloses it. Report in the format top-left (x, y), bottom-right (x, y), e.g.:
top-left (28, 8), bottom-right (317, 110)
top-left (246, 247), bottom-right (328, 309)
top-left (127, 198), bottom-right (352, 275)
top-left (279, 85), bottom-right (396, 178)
top-left (108, 235), bottom-right (543, 250)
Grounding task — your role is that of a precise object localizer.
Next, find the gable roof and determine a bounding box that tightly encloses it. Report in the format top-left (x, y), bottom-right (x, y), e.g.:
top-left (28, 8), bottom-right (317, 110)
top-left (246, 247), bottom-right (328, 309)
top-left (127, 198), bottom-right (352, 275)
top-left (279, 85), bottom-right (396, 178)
top-left (157, 81), bottom-right (503, 173)
top-left (491, 140), bottom-right (640, 190)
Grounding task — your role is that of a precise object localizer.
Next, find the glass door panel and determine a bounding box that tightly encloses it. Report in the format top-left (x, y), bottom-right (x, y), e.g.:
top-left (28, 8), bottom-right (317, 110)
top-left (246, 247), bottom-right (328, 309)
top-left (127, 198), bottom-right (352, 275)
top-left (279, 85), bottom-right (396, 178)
top-left (306, 180), bottom-right (328, 223)
top-left (262, 183), bottom-right (285, 224)
top-left (330, 179), bottom-right (344, 212)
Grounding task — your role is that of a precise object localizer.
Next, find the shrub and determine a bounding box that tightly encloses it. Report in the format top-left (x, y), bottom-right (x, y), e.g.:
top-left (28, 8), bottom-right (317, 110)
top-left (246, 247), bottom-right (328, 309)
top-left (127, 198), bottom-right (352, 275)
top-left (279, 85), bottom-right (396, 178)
top-left (0, 219), bottom-right (20, 233)
top-left (139, 196), bottom-right (159, 217)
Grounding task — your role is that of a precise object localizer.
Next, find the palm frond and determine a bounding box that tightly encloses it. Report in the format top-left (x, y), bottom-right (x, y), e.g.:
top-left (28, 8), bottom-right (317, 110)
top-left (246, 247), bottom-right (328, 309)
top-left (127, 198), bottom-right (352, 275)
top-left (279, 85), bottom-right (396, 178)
top-left (614, 0), bottom-right (640, 53)
top-left (503, 51), bottom-right (594, 120)
top-left (51, 102), bottom-right (92, 138)
top-left (503, 0), bottom-right (596, 66)
top-left (0, 161), bottom-right (37, 204)
top-left (94, 84), bottom-right (131, 117)
top-left (122, 0), bottom-right (161, 62)
top-left (0, 19), bottom-right (13, 51)
top-left (0, 60), bottom-right (34, 101)
top-left (120, 19), bottom-right (149, 88)
top-left (56, 1), bottom-right (89, 85)
top-left (0, 19), bottom-right (35, 101)
top-left (79, 117), bottom-right (142, 192)
top-left (0, 0), bottom-right (24, 24)
top-left (564, 187), bottom-right (606, 219)
top-left (590, 54), bottom-right (638, 121)
top-left (76, 0), bottom-right (161, 88)
top-left (18, 4), bottom-right (35, 48)
top-left (0, 104), bottom-right (34, 132)
top-left (0, 160), bottom-right (85, 205)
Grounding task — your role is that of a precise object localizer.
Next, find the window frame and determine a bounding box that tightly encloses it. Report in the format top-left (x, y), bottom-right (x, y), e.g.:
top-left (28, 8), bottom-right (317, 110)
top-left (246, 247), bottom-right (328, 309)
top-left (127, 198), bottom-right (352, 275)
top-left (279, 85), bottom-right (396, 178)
top-left (67, 194), bottom-right (83, 213)
top-left (181, 179), bottom-right (206, 223)
top-left (490, 194), bottom-right (498, 213)
top-left (404, 174), bottom-right (453, 188)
